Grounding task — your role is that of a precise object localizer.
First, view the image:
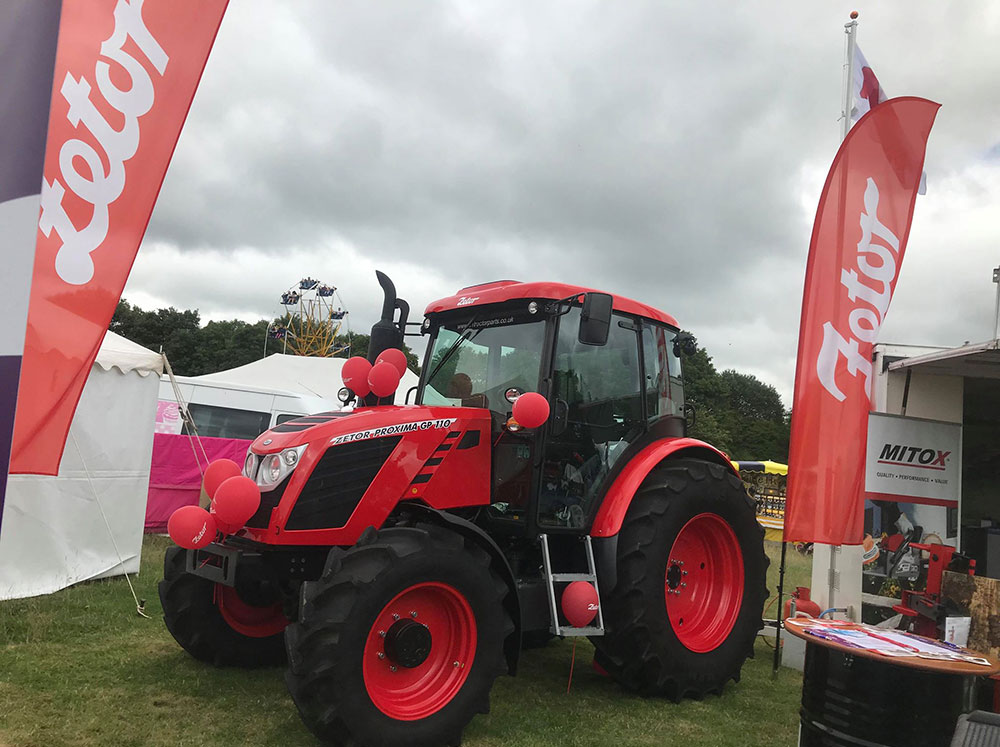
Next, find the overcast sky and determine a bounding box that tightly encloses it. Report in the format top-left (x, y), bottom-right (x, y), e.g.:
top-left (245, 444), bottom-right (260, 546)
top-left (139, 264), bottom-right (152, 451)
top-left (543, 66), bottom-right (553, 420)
top-left (124, 1), bottom-right (1000, 406)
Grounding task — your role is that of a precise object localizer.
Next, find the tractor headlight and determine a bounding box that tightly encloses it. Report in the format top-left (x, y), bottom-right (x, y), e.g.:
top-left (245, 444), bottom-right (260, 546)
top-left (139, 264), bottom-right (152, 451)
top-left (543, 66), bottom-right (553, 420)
top-left (243, 451), bottom-right (256, 478)
top-left (255, 445), bottom-right (307, 491)
top-left (264, 454), bottom-right (282, 483)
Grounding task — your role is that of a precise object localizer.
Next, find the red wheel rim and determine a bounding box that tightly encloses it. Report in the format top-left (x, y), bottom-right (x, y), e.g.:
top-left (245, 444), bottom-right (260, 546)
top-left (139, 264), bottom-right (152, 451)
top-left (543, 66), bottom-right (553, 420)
top-left (363, 582), bottom-right (477, 721)
top-left (215, 585), bottom-right (288, 638)
top-left (664, 513), bottom-right (744, 653)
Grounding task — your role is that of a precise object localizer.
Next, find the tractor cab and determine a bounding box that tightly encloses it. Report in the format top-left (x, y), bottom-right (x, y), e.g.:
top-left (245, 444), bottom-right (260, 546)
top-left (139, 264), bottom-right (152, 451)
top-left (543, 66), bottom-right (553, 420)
top-left (417, 280), bottom-right (687, 533)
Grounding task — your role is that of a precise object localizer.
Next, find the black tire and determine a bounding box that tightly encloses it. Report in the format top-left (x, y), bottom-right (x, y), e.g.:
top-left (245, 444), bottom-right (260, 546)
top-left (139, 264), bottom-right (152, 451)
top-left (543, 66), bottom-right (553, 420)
top-left (285, 524), bottom-right (512, 747)
top-left (159, 546), bottom-right (287, 667)
top-left (520, 630), bottom-right (555, 649)
top-left (594, 459), bottom-right (768, 699)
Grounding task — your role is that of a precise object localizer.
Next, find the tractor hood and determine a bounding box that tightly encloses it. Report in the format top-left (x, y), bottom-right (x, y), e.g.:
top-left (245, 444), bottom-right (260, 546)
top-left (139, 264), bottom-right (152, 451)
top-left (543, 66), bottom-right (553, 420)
top-left (249, 405), bottom-right (476, 454)
top-left (242, 404), bottom-right (493, 546)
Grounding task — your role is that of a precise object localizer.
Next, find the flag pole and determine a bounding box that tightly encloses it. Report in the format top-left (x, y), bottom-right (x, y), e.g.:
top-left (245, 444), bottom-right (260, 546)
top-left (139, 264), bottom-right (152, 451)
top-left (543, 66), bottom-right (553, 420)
top-left (777, 12), bottom-right (862, 674)
top-left (817, 11), bottom-right (861, 614)
top-left (842, 12), bottom-right (859, 141)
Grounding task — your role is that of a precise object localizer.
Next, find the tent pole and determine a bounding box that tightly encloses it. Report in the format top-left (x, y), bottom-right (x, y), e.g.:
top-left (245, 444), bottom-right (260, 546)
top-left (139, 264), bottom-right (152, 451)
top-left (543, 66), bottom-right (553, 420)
top-left (772, 539), bottom-right (788, 674)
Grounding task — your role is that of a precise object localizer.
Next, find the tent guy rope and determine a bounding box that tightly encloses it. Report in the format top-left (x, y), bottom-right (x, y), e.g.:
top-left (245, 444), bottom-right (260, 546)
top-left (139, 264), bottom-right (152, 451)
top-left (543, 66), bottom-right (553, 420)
top-left (161, 351), bottom-right (211, 474)
top-left (70, 431), bottom-right (150, 619)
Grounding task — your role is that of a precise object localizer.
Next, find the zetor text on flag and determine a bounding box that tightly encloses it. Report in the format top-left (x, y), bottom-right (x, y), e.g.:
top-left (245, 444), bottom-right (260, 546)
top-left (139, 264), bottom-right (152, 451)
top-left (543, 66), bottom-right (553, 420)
top-left (784, 97), bottom-right (939, 546)
top-left (9, 0), bottom-right (228, 475)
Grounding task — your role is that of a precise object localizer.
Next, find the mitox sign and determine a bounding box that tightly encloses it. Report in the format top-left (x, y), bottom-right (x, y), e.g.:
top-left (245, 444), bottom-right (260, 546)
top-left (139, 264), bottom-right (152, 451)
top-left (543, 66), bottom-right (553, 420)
top-left (785, 97), bottom-right (939, 546)
top-left (865, 413), bottom-right (962, 507)
top-left (9, 0), bottom-right (228, 475)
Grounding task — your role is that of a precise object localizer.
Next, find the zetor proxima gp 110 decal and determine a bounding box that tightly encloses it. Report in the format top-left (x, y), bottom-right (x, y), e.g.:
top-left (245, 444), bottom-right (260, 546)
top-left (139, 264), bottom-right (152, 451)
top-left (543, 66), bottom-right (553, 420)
top-left (330, 418), bottom-right (456, 446)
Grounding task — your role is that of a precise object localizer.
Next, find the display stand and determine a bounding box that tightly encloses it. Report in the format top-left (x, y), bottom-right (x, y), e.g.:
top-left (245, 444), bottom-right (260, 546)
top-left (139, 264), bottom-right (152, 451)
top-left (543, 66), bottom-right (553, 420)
top-left (786, 619), bottom-right (1000, 746)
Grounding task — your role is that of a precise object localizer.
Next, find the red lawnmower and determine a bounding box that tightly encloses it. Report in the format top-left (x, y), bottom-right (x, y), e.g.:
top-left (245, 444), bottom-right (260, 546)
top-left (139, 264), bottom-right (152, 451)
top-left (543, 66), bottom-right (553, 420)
top-left (160, 273), bottom-right (767, 747)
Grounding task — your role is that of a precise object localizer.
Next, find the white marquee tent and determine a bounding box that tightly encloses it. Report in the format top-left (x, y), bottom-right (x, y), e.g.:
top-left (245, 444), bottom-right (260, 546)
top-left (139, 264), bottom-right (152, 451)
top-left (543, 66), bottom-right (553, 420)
top-left (188, 353), bottom-right (421, 402)
top-left (0, 331), bottom-right (162, 600)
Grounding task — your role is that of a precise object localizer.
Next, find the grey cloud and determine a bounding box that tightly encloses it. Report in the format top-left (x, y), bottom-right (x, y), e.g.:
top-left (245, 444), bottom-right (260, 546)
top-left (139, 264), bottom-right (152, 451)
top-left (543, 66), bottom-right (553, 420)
top-left (133, 0), bottom-right (1000, 408)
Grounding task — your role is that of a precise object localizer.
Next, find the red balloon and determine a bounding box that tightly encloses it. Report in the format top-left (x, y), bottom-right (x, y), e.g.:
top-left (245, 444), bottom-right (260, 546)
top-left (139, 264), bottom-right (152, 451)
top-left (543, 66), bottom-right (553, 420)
top-left (561, 581), bottom-right (600, 628)
top-left (167, 505), bottom-right (217, 550)
top-left (375, 348), bottom-right (409, 377)
top-left (342, 356), bottom-right (373, 397)
top-left (210, 502), bottom-right (242, 535)
top-left (368, 361), bottom-right (402, 398)
top-left (203, 459), bottom-right (241, 499)
top-left (213, 476), bottom-right (261, 528)
top-left (512, 392), bottom-right (550, 429)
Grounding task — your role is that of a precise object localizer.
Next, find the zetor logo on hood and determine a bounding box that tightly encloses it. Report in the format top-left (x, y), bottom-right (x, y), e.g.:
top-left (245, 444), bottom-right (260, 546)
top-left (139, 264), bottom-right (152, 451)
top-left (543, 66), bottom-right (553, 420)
top-left (877, 443), bottom-right (951, 468)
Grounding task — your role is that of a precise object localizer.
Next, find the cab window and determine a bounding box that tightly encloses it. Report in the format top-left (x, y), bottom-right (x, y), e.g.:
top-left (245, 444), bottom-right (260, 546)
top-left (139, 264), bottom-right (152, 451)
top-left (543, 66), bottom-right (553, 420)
top-left (421, 314), bottom-right (545, 417)
top-left (641, 323), bottom-right (684, 420)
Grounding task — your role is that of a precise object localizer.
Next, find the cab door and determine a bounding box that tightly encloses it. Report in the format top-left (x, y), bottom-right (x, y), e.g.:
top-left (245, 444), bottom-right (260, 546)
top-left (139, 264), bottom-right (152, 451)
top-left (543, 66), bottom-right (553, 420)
top-left (535, 306), bottom-right (645, 530)
top-left (485, 332), bottom-right (552, 530)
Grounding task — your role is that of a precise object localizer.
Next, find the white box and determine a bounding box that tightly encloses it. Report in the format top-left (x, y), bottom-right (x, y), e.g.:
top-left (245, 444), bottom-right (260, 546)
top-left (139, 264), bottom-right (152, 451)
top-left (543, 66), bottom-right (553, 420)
top-left (945, 616), bottom-right (971, 648)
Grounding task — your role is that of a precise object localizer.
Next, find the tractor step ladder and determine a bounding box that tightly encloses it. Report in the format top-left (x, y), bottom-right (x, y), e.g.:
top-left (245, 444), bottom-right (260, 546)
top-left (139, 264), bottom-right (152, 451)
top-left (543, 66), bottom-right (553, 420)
top-left (539, 533), bottom-right (605, 637)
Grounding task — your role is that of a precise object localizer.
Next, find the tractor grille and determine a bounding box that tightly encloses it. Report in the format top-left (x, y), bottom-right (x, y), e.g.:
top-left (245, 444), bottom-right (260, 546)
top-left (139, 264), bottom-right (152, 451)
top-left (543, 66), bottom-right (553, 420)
top-left (246, 476), bottom-right (289, 528)
top-left (285, 436), bottom-right (403, 530)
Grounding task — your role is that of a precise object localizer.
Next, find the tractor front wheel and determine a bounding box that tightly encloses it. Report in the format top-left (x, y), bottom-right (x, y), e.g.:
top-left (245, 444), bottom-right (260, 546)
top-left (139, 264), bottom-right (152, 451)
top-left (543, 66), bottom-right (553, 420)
top-left (285, 524), bottom-right (512, 747)
top-left (594, 459), bottom-right (767, 698)
top-left (159, 546), bottom-right (288, 667)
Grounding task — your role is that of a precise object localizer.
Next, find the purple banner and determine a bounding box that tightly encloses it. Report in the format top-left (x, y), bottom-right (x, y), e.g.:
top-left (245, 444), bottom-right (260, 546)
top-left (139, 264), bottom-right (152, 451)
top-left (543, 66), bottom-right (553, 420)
top-left (0, 0), bottom-right (62, 532)
top-left (0, 357), bottom-right (21, 507)
top-left (0, 0), bottom-right (61, 204)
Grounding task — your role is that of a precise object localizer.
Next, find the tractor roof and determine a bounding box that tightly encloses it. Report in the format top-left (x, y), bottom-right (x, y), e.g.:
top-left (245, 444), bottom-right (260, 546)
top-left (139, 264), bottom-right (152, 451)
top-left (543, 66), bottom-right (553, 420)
top-left (425, 280), bottom-right (678, 327)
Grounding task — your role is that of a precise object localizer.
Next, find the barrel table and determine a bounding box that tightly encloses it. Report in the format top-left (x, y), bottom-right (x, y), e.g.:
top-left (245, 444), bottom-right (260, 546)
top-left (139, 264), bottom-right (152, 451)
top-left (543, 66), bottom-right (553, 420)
top-left (785, 619), bottom-right (1000, 747)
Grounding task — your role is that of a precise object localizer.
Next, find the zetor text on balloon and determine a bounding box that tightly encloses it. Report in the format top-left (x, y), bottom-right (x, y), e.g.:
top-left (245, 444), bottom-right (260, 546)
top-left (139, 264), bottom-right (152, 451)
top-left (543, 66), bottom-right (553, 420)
top-left (160, 271), bottom-right (767, 747)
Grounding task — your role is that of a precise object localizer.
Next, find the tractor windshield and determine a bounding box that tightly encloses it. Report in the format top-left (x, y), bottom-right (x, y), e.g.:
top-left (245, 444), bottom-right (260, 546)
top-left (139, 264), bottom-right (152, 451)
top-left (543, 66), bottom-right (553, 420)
top-left (420, 312), bottom-right (546, 416)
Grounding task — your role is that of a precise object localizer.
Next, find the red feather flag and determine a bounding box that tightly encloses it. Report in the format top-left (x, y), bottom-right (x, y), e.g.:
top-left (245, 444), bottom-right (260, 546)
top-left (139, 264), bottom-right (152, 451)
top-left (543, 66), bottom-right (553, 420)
top-left (9, 0), bottom-right (228, 475)
top-left (784, 97), bottom-right (939, 546)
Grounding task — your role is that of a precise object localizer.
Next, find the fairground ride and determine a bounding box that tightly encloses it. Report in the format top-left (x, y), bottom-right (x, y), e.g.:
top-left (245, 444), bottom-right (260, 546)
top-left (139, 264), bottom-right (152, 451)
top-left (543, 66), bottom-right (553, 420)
top-left (266, 278), bottom-right (350, 357)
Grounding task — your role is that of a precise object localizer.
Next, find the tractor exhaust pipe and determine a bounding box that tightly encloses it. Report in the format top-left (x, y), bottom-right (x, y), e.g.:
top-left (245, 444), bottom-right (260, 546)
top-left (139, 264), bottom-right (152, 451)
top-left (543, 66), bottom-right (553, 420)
top-left (365, 271), bottom-right (409, 404)
top-left (375, 270), bottom-right (397, 328)
top-left (368, 271), bottom-right (406, 365)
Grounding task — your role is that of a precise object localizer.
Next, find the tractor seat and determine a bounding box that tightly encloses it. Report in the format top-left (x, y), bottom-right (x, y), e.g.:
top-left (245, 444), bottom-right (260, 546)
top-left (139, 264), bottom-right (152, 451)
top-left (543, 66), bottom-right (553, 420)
top-left (446, 373), bottom-right (489, 409)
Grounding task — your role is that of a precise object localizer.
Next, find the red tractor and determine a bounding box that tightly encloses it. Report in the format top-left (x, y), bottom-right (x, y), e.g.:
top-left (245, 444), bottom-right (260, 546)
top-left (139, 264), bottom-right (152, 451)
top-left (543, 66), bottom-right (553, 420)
top-left (160, 273), bottom-right (767, 747)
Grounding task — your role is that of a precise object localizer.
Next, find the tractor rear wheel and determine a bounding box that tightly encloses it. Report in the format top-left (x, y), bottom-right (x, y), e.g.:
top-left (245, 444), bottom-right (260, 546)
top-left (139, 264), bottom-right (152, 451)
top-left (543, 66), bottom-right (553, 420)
top-left (285, 524), bottom-right (512, 747)
top-left (594, 459), bottom-right (767, 698)
top-left (159, 546), bottom-right (288, 667)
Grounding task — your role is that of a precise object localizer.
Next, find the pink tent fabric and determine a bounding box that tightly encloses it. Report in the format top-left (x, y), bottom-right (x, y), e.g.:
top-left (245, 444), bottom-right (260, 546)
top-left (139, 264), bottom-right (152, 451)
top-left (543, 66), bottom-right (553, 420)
top-left (145, 433), bottom-right (251, 532)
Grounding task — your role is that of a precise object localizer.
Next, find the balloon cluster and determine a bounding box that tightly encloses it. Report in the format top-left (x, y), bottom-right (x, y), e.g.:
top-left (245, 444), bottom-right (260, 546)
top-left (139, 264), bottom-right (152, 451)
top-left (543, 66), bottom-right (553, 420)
top-left (341, 349), bottom-right (408, 400)
top-left (166, 459), bottom-right (262, 550)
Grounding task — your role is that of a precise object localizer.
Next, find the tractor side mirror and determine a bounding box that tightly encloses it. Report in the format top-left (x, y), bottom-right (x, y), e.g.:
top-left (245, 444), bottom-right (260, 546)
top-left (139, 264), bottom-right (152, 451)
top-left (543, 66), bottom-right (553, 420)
top-left (578, 292), bottom-right (612, 346)
top-left (673, 332), bottom-right (698, 357)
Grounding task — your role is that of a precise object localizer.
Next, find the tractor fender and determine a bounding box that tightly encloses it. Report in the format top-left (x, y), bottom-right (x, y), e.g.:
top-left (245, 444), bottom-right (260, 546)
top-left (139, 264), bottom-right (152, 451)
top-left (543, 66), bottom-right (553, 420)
top-left (391, 502), bottom-right (522, 675)
top-left (590, 437), bottom-right (736, 539)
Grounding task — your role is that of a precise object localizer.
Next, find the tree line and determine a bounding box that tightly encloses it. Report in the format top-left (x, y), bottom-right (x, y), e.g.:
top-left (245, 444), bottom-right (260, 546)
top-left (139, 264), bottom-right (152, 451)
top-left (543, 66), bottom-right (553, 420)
top-left (110, 300), bottom-right (789, 462)
top-left (681, 342), bottom-right (790, 462)
top-left (109, 300), bottom-right (420, 375)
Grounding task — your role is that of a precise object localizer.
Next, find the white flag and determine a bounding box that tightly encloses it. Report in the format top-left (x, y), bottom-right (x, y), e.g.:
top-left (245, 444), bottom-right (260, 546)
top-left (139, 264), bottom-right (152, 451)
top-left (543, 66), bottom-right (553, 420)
top-left (851, 43), bottom-right (927, 194)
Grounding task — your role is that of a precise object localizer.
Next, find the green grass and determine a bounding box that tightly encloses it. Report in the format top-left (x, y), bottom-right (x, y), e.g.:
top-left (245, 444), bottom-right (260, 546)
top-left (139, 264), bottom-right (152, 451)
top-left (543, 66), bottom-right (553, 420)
top-left (764, 540), bottom-right (814, 617)
top-left (0, 536), bottom-right (810, 747)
